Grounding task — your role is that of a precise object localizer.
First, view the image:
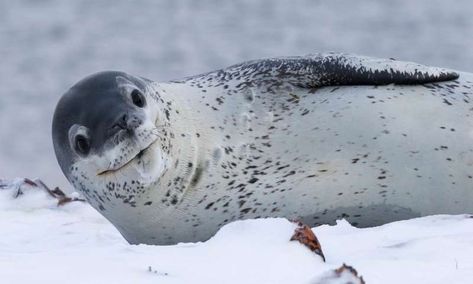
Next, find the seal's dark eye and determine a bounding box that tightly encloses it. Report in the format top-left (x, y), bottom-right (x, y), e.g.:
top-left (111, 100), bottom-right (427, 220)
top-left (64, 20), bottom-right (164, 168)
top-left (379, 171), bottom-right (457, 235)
top-left (75, 135), bottom-right (90, 155)
top-left (131, 89), bottom-right (145, 108)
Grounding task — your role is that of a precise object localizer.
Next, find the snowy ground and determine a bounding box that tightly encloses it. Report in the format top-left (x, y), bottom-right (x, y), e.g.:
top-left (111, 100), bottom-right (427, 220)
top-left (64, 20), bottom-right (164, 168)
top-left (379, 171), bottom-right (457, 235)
top-left (1, 179), bottom-right (472, 284)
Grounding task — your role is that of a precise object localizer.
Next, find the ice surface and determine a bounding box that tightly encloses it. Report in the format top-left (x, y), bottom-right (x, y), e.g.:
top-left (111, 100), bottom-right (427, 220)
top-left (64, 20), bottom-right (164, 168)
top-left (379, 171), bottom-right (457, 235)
top-left (1, 180), bottom-right (472, 283)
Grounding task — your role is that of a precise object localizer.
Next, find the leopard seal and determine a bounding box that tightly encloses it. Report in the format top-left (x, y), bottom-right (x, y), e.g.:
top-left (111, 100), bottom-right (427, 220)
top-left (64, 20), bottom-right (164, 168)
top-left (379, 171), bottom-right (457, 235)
top-left (52, 53), bottom-right (473, 245)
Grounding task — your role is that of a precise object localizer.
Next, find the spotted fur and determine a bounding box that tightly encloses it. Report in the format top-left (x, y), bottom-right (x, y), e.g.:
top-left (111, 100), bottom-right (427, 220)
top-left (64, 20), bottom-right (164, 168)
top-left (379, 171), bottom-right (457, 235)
top-left (53, 54), bottom-right (472, 245)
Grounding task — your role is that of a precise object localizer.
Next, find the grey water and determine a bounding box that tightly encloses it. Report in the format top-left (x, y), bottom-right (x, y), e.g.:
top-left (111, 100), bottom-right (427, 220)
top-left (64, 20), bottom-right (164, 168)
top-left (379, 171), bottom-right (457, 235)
top-left (1, 0), bottom-right (472, 190)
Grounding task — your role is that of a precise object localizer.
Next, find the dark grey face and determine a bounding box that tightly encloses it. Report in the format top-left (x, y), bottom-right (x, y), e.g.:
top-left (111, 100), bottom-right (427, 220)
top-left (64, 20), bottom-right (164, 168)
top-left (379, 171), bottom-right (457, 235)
top-left (52, 71), bottom-right (156, 180)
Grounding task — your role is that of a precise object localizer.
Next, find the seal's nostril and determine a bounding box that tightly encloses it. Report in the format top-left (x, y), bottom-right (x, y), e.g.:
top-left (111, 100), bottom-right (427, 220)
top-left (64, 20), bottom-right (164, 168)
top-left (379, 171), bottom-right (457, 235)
top-left (110, 113), bottom-right (142, 137)
top-left (114, 113), bottom-right (128, 130)
top-left (107, 113), bottom-right (130, 139)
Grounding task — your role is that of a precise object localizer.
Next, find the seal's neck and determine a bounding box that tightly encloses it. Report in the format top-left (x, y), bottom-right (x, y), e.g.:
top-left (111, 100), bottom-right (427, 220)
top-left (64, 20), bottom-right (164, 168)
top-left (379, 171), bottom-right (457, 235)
top-left (147, 82), bottom-right (201, 209)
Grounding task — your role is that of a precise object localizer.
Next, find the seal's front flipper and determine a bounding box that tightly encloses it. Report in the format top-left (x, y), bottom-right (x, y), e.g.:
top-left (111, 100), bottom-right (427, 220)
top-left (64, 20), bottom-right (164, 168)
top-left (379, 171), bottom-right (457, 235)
top-left (183, 53), bottom-right (459, 90)
top-left (307, 53), bottom-right (459, 87)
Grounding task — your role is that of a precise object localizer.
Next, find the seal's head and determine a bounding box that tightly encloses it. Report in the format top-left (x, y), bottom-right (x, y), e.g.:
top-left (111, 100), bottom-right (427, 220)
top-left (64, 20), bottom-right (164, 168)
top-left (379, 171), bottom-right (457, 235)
top-left (52, 71), bottom-right (170, 210)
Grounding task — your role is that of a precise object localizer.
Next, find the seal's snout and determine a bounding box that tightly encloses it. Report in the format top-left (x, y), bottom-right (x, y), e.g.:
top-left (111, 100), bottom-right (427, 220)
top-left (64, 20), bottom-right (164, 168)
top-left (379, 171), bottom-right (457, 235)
top-left (109, 113), bottom-right (142, 136)
top-left (105, 112), bottom-right (145, 149)
top-left (116, 113), bottom-right (129, 130)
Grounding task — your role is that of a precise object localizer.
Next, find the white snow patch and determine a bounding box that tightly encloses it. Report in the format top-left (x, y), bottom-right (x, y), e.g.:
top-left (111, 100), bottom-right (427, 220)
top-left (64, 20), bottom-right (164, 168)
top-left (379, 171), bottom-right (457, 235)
top-left (1, 181), bottom-right (472, 283)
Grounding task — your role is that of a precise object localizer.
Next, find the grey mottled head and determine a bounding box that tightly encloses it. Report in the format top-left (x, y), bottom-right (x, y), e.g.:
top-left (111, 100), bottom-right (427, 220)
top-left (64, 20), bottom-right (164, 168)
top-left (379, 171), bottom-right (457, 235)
top-left (52, 71), bottom-right (170, 203)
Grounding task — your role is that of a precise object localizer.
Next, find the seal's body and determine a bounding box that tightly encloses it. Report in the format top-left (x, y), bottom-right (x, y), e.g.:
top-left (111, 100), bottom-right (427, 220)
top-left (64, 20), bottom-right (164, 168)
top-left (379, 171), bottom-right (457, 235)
top-left (53, 54), bottom-right (472, 245)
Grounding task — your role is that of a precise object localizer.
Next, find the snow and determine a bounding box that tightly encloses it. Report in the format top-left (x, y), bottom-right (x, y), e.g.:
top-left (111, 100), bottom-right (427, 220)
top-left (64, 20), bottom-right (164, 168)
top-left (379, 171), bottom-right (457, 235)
top-left (1, 179), bottom-right (472, 283)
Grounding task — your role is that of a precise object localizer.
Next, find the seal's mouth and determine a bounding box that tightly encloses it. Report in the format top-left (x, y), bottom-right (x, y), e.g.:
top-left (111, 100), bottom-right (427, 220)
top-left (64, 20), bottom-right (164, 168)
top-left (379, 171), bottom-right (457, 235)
top-left (97, 140), bottom-right (157, 176)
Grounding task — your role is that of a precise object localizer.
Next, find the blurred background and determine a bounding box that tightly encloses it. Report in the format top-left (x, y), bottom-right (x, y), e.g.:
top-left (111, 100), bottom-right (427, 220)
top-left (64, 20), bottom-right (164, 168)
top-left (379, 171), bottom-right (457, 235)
top-left (1, 0), bottom-right (472, 190)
